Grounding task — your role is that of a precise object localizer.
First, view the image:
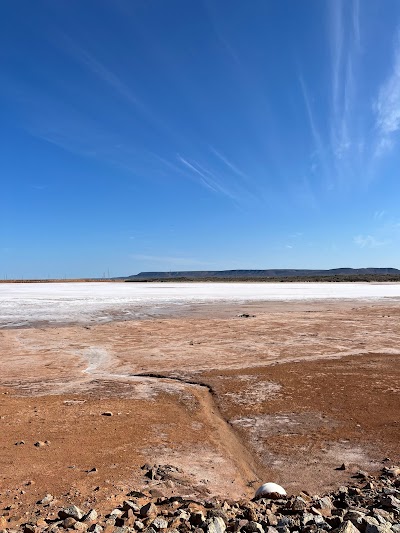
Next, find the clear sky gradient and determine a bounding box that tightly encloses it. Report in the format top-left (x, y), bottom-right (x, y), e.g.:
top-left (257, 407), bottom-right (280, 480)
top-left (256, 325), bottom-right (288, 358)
top-left (1, 1), bottom-right (400, 278)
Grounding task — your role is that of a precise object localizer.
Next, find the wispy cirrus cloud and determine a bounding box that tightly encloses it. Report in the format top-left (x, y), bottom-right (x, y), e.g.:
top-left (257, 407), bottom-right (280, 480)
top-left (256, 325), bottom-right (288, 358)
top-left (353, 235), bottom-right (389, 248)
top-left (298, 75), bottom-right (330, 187)
top-left (177, 154), bottom-right (255, 205)
top-left (329, 0), bottom-right (362, 170)
top-left (374, 32), bottom-right (400, 156)
top-left (209, 147), bottom-right (250, 182)
top-left (373, 210), bottom-right (386, 220)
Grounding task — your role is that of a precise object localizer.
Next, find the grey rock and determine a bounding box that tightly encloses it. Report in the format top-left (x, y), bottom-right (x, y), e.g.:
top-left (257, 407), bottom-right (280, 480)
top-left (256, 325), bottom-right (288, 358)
top-left (152, 517), bottom-right (168, 530)
top-left (88, 525), bottom-right (103, 533)
top-left (373, 510), bottom-right (393, 524)
top-left (110, 509), bottom-right (124, 517)
top-left (362, 516), bottom-right (380, 528)
top-left (60, 506), bottom-right (84, 521)
top-left (344, 510), bottom-right (365, 527)
top-left (73, 522), bottom-right (88, 531)
top-left (336, 521), bottom-right (362, 533)
top-left (177, 510), bottom-right (190, 521)
top-left (38, 494), bottom-right (53, 505)
top-left (241, 521), bottom-right (263, 533)
top-left (266, 514), bottom-right (278, 527)
top-left (291, 497), bottom-right (307, 511)
top-left (207, 516), bottom-right (226, 533)
top-left (301, 512), bottom-right (314, 526)
top-left (391, 525), bottom-right (400, 533)
top-left (140, 502), bottom-right (157, 518)
top-left (122, 500), bottom-right (140, 513)
top-left (365, 524), bottom-right (392, 533)
top-left (380, 495), bottom-right (400, 509)
top-left (317, 497), bottom-right (333, 511)
top-left (83, 510), bottom-right (98, 523)
top-left (313, 515), bottom-right (329, 528)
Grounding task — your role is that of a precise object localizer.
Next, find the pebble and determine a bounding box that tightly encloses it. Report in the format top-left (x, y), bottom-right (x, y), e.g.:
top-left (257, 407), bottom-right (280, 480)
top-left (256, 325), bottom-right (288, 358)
top-left (38, 494), bottom-right (53, 505)
top-left (140, 502), bottom-right (157, 518)
top-left (59, 505), bottom-right (84, 520)
top-left (152, 517), bottom-right (168, 529)
top-left (12, 464), bottom-right (400, 533)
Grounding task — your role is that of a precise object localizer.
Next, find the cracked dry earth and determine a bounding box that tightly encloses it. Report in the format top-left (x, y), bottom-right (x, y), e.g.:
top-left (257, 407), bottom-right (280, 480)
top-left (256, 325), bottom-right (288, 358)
top-left (0, 299), bottom-right (399, 517)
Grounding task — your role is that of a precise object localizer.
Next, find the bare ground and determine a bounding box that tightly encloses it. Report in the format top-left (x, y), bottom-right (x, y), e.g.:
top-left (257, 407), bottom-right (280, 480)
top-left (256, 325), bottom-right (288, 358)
top-left (0, 299), bottom-right (399, 519)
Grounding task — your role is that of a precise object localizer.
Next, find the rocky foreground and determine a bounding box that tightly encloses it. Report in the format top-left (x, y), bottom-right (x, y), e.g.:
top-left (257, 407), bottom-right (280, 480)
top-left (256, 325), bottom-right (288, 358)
top-left (1, 466), bottom-right (399, 533)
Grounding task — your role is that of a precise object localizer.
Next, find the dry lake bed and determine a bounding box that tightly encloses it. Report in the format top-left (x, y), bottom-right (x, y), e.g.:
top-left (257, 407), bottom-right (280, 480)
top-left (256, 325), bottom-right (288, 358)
top-left (0, 282), bottom-right (399, 516)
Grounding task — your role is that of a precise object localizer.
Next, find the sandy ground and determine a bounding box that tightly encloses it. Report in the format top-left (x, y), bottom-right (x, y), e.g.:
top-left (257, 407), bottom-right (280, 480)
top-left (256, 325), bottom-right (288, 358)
top-left (0, 297), bottom-right (399, 520)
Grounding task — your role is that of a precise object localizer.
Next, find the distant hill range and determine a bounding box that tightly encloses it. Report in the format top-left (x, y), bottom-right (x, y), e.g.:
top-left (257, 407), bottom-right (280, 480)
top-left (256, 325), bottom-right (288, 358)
top-left (125, 268), bottom-right (400, 282)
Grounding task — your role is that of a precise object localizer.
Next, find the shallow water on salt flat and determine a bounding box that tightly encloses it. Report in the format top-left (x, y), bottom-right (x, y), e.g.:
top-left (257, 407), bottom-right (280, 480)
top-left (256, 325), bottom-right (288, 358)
top-left (0, 281), bottom-right (399, 328)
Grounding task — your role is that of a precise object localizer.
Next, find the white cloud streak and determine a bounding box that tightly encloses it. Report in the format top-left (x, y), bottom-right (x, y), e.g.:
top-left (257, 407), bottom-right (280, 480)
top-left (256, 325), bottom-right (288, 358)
top-left (353, 235), bottom-right (388, 248)
top-left (299, 75), bottom-right (330, 186)
top-left (209, 147), bottom-right (249, 181)
top-left (177, 155), bottom-right (244, 203)
top-left (374, 32), bottom-right (400, 155)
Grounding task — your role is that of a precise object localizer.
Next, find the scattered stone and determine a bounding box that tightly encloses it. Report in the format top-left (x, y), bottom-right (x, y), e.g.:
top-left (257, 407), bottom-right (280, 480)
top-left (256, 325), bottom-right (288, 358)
top-left (33, 441), bottom-right (46, 448)
top-left (63, 517), bottom-right (77, 528)
top-left (83, 509), bottom-right (98, 523)
top-left (101, 412), bottom-right (113, 416)
top-left (127, 490), bottom-right (147, 498)
top-left (59, 505), bottom-right (84, 520)
top-left (74, 522), bottom-right (88, 531)
top-left (291, 496), bottom-right (307, 511)
top-left (152, 517), bottom-right (168, 530)
top-left (5, 464), bottom-right (400, 533)
top-left (121, 500), bottom-right (140, 512)
top-left (38, 494), bottom-right (53, 505)
top-left (336, 520), bottom-right (362, 533)
top-left (140, 502), bottom-right (157, 518)
top-left (206, 516), bottom-right (226, 533)
top-left (385, 466), bottom-right (400, 477)
top-left (110, 509), bottom-right (123, 517)
top-left (337, 463), bottom-right (347, 470)
top-left (15, 441), bottom-right (25, 446)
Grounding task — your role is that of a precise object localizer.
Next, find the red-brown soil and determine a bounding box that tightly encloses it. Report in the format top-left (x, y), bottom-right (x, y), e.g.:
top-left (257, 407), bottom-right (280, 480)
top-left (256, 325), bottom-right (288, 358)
top-left (0, 300), bottom-right (399, 520)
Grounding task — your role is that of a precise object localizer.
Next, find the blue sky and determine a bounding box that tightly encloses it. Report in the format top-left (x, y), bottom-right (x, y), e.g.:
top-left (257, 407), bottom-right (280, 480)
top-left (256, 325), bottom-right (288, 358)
top-left (1, 0), bottom-right (400, 278)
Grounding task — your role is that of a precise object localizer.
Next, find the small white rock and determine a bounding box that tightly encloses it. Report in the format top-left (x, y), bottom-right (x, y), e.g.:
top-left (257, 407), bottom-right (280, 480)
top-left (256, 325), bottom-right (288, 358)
top-left (255, 482), bottom-right (287, 499)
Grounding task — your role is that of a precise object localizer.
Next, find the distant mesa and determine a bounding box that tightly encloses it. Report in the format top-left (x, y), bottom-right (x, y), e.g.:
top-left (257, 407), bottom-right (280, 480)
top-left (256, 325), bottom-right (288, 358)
top-left (124, 268), bottom-right (400, 282)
